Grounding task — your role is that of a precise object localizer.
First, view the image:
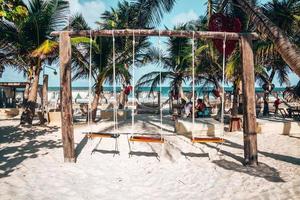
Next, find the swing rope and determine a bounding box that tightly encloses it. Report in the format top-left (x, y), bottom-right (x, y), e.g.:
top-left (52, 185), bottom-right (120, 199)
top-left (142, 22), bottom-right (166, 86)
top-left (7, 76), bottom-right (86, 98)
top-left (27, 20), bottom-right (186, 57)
top-left (221, 33), bottom-right (226, 136)
top-left (159, 30), bottom-right (163, 136)
top-left (112, 30), bottom-right (118, 132)
top-left (88, 30), bottom-right (92, 135)
top-left (191, 32), bottom-right (226, 143)
top-left (192, 31), bottom-right (195, 140)
top-left (131, 31), bottom-right (135, 135)
top-left (128, 30), bottom-right (164, 143)
top-left (85, 31), bottom-right (120, 139)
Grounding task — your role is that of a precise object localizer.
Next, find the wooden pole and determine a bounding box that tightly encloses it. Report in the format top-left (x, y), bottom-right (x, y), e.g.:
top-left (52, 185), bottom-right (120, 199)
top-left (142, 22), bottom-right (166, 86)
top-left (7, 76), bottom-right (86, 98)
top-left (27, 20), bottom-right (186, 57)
top-left (59, 32), bottom-right (75, 162)
top-left (42, 74), bottom-right (48, 123)
top-left (51, 29), bottom-right (259, 41)
top-left (241, 35), bottom-right (258, 166)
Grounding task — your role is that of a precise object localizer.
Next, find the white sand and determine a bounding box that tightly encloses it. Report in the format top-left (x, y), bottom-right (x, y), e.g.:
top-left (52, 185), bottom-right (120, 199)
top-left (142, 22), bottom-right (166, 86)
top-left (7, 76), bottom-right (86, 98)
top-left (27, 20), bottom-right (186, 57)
top-left (0, 115), bottom-right (300, 200)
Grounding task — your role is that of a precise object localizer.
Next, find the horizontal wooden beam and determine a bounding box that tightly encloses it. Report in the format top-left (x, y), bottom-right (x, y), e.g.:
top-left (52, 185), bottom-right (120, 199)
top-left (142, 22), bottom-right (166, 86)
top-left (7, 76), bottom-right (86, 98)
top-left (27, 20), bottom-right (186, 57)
top-left (51, 29), bottom-right (259, 40)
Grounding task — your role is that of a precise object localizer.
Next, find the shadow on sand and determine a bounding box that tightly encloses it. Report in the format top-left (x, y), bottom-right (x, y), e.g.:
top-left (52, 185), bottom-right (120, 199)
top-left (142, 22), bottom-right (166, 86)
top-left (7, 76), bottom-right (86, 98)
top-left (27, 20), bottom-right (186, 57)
top-left (93, 149), bottom-right (120, 155)
top-left (75, 135), bottom-right (89, 159)
top-left (212, 159), bottom-right (285, 182)
top-left (220, 140), bottom-right (300, 166)
top-left (0, 124), bottom-right (61, 178)
top-left (129, 151), bottom-right (159, 157)
top-left (202, 141), bottom-right (285, 182)
top-left (181, 152), bottom-right (209, 158)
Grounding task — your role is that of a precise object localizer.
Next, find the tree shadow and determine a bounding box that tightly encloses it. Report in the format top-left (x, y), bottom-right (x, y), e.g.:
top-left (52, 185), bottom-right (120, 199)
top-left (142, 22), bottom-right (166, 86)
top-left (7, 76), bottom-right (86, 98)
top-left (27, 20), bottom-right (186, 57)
top-left (0, 124), bottom-right (61, 178)
top-left (221, 140), bottom-right (300, 166)
top-left (212, 160), bottom-right (285, 182)
top-left (202, 140), bottom-right (290, 182)
top-left (289, 135), bottom-right (300, 139)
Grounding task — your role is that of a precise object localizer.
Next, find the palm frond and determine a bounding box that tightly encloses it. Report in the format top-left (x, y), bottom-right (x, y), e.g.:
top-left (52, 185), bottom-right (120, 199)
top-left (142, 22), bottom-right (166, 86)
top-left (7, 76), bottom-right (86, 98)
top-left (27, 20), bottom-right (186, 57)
top-left (31, 39), bottom-right (58, 59)
top-left (70, 13), bottom-right (90, 31)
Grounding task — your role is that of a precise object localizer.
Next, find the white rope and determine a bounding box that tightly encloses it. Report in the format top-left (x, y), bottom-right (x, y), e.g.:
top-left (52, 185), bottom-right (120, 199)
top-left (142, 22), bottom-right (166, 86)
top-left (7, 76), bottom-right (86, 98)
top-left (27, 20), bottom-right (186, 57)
top-left (221, 33), bottom-right (226, 136)
top-left (192, 31), bottom-right (195, 139)
top-left (131, 31), bottom-right (135, 135)
top-left (159, 30), bottom-right (163, 136)
top-left (88, 30), bottom-right (92, 134)
top-left (112, 30), bottom-right (117, 132)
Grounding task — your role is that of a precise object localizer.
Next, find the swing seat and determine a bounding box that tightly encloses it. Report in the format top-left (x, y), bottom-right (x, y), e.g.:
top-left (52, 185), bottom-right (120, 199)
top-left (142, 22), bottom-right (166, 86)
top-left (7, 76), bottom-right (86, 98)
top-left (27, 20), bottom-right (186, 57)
top-left (191, 137), bottom-right (224, 143)
top-left (85, 132), bottom-right (120, 139)
top-left (129, 136), bottom-right (164, 143)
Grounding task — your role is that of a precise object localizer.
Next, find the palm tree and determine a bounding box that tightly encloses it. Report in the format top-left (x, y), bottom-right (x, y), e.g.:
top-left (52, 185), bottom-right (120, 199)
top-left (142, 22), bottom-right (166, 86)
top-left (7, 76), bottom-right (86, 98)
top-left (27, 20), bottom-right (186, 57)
top-left (140, 0), bottom-right (299, 117)
top-left (203, 0), bottom-right (300, 118)
top-left (137, 0), bottom-right (300, 79)
top-left (132, 0), bottom-right (176, 25)
top-left (211, 1), bottom-right (251, 117)
top-left (0, 0), bottom-right (28, 22)
top-left (250, 0), bottom-right (299, 116)
top-left (73, 1), bottom-right (152, 122)
top-left (231, 0), bottom-right (300, 77)
top-left (137, 26), bottom-right (193, 107)
top-left (0, 0), bottom-right (70, 124)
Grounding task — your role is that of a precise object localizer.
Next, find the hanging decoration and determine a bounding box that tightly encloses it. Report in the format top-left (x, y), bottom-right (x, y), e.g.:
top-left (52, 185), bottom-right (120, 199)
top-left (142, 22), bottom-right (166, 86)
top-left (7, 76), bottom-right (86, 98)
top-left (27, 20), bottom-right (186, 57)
top-left (124, 85), bottom-right (133, 95)
top-left (208, 13), bottom-right (241, 56)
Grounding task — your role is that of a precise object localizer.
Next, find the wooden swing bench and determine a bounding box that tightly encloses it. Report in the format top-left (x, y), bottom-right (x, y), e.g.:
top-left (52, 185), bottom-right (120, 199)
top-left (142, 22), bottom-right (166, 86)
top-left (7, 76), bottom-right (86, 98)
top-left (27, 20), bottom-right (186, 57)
top-left (129, 136), bottom-right (164, 143)
top-left (85, 132), bottom-right (120, 139)
top-left (191, 137), bottom-right (224, 143)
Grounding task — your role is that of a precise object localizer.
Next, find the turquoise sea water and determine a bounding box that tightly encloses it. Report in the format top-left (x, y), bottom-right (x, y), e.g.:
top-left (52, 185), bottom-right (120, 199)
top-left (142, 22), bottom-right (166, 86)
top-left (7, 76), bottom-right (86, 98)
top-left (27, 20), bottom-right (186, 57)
top-left (48, 86), bottom-right (286, 97)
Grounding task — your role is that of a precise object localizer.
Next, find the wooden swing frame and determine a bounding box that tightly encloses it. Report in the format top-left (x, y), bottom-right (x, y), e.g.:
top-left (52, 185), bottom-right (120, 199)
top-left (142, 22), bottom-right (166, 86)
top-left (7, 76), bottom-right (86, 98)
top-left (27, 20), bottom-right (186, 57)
top-left (52, 29), bottom-right (259, 166)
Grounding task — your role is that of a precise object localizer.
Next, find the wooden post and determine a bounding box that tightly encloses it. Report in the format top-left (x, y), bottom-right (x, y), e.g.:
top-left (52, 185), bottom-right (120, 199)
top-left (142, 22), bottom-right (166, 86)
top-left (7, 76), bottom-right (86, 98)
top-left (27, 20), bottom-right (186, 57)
top-left (59, 32), bottom-right (75, 162)
top-left (42, 74), bottom-right (48, 123)
top-left (241, 35), bottom-right (258, 166)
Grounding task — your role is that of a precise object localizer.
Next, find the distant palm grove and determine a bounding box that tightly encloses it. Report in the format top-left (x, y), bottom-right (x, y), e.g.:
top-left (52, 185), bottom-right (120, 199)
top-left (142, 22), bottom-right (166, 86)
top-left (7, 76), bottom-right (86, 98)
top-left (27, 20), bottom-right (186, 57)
top-left (0, 0), bottom-right (299, 124)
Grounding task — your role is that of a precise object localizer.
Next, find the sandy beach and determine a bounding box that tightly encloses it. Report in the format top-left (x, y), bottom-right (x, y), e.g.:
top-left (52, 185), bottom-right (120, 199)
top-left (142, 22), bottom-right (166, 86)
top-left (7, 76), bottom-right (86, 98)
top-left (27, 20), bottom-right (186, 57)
top-left (1, 115), bottom-right (299, 200)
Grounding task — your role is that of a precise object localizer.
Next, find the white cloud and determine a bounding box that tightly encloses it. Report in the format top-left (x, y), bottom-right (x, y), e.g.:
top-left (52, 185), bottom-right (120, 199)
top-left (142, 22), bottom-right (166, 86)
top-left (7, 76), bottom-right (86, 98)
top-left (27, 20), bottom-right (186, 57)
top-left (70, 0), bottom-right (106, 28)
top-left (171, 10), bottom-right (198, 25)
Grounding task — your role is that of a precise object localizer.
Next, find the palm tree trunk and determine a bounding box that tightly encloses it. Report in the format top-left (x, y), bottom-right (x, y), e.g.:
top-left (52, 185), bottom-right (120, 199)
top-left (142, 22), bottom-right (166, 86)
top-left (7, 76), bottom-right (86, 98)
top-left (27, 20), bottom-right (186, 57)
top-left (237, 0), bottom-right (300, 77)
top-left (178, 85), bottom-right (188, 102)
top-left (23, 76), bottom-right (31, 106)
top-left (20, 67), bottom-right (40, 125)
top-left (91, 85), bottom-right (101, 122)
top-left (263, 90), bottom-right (270, 116)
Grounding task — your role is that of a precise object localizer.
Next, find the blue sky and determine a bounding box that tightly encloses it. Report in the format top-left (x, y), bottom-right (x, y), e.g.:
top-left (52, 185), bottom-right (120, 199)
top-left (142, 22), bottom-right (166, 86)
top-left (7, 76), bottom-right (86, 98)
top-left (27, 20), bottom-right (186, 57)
top-left (1, 0), bottom-right (299, 87)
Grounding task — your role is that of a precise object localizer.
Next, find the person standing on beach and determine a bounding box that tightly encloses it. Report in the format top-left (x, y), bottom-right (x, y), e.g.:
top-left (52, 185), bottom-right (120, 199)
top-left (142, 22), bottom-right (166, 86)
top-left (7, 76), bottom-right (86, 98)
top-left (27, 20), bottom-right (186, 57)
top-left (274, 97), bottom-right (281, 116)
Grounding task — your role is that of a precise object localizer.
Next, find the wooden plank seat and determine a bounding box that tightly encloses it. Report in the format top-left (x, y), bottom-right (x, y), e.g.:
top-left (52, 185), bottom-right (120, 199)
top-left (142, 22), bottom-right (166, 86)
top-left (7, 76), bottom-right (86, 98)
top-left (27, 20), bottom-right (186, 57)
top-left (129, 136), bottom-right (164, 143)
top-left (191, 137), bottom-right (224, 143)
top-left (85, 132), bottom-right (120, 139)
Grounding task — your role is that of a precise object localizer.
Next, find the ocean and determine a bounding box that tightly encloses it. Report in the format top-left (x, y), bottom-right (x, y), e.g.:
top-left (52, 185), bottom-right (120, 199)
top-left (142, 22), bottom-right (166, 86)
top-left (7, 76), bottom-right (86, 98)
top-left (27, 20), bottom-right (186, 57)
top-left (48, 86), bottom-right (286, 98)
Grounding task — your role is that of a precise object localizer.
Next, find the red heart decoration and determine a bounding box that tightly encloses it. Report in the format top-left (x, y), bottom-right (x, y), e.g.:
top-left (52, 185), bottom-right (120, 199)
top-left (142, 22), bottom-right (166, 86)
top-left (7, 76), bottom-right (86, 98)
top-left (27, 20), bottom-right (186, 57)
top-left (208, 13), bottom-right (241, 57)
